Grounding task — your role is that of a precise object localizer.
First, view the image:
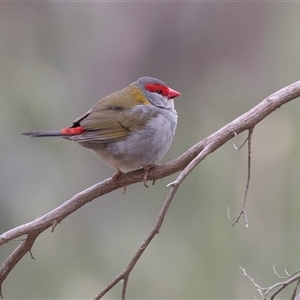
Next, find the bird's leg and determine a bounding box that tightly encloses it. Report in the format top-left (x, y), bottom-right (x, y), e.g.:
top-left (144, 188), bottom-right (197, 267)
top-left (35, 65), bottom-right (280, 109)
top-left (112, 168), bottom-right (127, 194)
top-left (112, 168), bottom-right (124, 181)
top-left (142, 164), bottom-right (155, 188)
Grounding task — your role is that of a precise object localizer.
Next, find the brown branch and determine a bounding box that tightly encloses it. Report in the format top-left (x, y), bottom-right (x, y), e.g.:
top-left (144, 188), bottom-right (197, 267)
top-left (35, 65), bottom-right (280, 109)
top-left (1, 80), bottom-right (300, 298)
top-left (0, 234), bottom-right (38, 298)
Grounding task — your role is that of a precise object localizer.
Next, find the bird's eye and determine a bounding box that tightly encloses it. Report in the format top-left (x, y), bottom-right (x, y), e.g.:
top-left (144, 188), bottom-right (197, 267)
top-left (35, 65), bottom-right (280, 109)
top-left (156, 90), bottom-right (162, 94)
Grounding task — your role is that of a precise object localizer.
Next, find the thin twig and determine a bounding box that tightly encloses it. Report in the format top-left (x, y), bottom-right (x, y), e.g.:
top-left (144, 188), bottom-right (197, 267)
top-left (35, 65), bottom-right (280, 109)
top-left (272, 262), bottom-right (292, 279)
top-left (240, 266), bottom-right (264, 297)
top-left (241, 266), bottom-right (300, 299)
top-left (232, 128), bottom-right (253, 227)
top-left (242, 127), bottom-right (253, 226)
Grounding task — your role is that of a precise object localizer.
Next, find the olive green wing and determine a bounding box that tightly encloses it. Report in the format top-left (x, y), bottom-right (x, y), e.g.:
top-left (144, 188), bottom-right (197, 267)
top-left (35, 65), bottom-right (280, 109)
top-left (72, 90), bottom-right (158, 143)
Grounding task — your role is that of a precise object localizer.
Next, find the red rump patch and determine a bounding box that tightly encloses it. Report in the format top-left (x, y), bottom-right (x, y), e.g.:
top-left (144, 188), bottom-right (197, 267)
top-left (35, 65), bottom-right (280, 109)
top-left (145, 83), bottom-right (169, 97)
top-left (60, 126), bottom-right (86, 135)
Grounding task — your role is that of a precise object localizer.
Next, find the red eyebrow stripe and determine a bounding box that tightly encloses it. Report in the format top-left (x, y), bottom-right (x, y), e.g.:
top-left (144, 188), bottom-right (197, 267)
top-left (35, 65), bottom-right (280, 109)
top-left (145, 83), bottom-right (169, 96)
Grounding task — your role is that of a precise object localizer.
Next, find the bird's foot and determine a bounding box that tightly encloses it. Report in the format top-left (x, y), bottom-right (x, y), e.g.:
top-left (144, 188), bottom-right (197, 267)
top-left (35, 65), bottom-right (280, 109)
top-left (112, 168), bottom-right (124, 181)
top-left (142, 164), bottom-right (155, 188)
top-left (112, 168), bottom-right (126, 194)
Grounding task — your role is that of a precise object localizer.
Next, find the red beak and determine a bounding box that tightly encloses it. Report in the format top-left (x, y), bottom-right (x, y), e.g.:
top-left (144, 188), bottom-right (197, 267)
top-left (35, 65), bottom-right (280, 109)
top-left (167, 87), bottom-right (181, 99)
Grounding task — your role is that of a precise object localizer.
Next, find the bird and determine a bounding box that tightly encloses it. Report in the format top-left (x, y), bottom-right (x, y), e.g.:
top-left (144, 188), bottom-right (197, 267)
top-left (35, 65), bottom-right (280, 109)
top-left (22, 76), bottom-right (181, 186)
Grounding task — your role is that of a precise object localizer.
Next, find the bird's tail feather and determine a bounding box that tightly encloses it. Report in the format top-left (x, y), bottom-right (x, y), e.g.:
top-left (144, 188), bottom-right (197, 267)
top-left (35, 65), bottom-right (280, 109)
top-left (21, 131), bottom-right (64, 137)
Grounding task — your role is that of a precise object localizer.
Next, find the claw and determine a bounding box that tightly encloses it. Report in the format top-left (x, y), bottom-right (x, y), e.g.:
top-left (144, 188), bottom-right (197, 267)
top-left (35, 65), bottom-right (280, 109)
top-left (142, 164), bottom-right (155, 188)
top-left (121, 185), bottom-right (127, 195)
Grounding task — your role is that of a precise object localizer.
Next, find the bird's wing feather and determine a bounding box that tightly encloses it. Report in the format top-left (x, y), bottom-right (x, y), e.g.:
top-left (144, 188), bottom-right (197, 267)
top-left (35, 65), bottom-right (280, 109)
top-left (71, 86), bottom-right (159, 143)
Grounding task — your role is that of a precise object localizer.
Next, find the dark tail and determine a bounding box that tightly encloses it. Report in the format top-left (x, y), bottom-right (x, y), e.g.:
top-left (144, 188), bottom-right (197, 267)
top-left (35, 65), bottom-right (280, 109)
top-left (21, 130), bottom-right (64, 137)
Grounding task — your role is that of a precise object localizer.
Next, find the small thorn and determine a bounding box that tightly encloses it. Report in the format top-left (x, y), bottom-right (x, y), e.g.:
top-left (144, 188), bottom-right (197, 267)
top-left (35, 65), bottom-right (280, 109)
top-left (51, 220), bottom-right (60, 233)
top-left (167, 181), bottom-right (175, 187)
top-left (29, 250), bottom-right (35, 260)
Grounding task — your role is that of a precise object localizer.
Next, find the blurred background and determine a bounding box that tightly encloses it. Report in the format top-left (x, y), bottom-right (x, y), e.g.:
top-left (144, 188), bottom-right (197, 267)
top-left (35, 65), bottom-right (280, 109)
top-left (1, 2), bottom-right (300, 299)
